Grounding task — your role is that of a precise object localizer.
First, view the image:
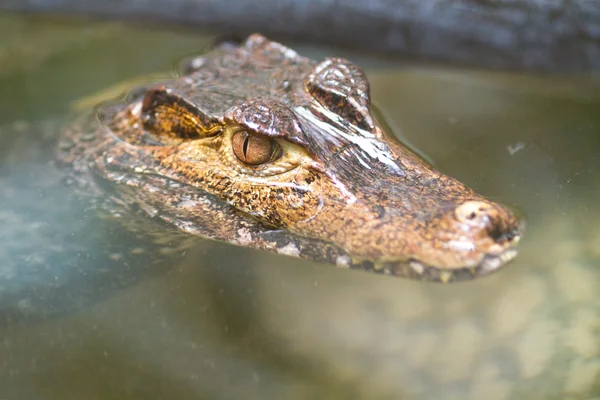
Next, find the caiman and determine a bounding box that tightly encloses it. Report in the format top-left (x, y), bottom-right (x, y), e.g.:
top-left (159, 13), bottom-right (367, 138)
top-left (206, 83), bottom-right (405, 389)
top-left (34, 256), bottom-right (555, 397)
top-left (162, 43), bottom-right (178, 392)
top-left (57, 34), bottom-right (524, 283)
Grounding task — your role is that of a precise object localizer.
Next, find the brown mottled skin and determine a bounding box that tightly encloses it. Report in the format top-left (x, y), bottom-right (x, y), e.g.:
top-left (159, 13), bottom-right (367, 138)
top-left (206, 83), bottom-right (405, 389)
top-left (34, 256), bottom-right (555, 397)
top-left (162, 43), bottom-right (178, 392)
top-left (57, 34), bottom-right (524, 282)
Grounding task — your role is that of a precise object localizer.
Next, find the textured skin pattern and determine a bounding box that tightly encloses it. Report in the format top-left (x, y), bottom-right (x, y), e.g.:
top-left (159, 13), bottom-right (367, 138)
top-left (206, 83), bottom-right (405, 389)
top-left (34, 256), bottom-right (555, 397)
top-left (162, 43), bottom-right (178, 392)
top-left (57, 34), bottom-right (524, 282)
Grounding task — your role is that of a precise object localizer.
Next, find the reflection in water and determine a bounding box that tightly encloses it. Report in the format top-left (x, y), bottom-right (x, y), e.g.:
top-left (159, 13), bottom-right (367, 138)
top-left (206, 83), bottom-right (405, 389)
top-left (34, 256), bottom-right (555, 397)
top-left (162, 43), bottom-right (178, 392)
top-left (0, 14), bottom-right (599, 400)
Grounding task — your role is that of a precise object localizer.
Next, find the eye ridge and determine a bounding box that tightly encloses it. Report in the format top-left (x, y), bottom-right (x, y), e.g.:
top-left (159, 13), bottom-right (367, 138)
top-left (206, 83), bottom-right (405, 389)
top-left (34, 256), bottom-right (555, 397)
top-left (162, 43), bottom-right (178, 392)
top-left (141, 87), bottom-right (220, 142)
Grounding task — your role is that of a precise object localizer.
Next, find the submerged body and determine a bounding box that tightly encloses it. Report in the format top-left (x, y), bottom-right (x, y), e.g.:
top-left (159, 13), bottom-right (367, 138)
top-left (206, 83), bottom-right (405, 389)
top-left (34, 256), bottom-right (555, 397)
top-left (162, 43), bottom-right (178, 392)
top-left (57, 34), bottom-right (523, 282)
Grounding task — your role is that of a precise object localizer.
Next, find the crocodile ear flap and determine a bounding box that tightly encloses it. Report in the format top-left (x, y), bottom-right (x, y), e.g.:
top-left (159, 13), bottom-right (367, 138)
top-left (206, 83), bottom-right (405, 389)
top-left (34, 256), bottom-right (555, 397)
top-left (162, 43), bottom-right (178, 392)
top-left (141, 87), bottom-right (220, 141)
top-left (305, 58), bottom-right (374, 131)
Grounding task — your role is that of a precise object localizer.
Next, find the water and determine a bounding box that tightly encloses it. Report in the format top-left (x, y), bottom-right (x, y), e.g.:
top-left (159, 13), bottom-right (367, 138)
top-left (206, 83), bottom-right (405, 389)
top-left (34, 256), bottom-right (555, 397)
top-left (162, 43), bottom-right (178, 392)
top-left (0, 14), bottom-right (599, 400)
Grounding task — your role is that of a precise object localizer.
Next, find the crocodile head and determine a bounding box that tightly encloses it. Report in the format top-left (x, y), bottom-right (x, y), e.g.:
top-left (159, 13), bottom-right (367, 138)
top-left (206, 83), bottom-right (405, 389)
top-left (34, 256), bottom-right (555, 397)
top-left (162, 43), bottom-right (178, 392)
top-left (60, 34), bottom-right (523, 282)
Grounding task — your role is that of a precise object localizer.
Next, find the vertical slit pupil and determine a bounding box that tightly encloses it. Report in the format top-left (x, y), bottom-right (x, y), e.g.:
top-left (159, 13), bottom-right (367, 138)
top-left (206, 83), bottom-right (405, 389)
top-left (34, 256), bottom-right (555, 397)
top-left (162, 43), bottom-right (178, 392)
top-left (242, 135), bottom-right (249, 159)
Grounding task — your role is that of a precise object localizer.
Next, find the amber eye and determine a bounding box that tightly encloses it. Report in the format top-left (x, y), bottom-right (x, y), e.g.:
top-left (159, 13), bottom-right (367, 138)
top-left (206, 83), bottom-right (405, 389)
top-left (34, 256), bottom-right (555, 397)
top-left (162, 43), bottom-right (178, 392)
top-left (232, 130), bottom-right (281, 165)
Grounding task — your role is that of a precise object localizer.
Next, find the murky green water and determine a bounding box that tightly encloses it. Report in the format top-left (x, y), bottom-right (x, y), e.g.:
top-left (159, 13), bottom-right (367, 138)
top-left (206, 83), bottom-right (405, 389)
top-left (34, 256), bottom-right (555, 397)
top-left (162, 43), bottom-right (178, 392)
top-left (0, 14), bottom-right (599, 400)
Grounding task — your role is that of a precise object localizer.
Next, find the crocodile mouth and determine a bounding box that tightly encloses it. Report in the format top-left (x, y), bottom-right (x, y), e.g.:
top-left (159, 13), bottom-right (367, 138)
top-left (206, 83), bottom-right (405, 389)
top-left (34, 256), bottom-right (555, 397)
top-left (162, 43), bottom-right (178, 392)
top-left (350, 246), bottom-right (520, 283)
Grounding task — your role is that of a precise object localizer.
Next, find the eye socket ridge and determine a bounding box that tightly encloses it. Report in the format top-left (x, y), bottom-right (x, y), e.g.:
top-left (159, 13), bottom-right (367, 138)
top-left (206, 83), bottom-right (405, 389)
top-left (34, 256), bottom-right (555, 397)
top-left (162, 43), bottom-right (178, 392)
top-left (141, 88), bottom-right (220, 141)
top-left (231, 129), bottom-right (283, 166)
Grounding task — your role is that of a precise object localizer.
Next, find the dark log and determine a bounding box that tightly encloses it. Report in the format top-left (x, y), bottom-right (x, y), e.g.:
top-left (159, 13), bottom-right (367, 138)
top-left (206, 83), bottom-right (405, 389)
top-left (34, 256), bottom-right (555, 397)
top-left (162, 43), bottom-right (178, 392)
top-left (1, 0), bottom-right (599, 72)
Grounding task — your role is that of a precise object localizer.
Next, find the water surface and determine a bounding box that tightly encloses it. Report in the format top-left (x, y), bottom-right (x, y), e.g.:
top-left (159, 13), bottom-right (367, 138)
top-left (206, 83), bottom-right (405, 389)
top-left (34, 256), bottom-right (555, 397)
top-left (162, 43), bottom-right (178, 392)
top-left (0, 14), bottom-right (599, 400)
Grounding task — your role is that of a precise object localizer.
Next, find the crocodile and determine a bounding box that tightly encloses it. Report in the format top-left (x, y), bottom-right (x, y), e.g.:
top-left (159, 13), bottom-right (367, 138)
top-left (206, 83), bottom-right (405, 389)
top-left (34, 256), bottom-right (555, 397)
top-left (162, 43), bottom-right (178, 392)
top-left (56, 34), bottom-right (523, 283)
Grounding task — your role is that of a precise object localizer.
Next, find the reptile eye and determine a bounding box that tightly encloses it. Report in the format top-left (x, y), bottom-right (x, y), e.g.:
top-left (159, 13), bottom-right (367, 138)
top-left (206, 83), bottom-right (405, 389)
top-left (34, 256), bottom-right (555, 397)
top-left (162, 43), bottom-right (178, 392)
top-left (232, 130), bottom-right (281, 165)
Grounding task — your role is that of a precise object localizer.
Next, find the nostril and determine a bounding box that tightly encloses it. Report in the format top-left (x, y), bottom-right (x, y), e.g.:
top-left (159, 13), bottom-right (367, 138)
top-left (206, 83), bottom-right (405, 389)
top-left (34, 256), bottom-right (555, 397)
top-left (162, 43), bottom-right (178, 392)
top-left (454, 201), bottom-right (522, 244)
top-left (455, 201), bottom-right (492, 224)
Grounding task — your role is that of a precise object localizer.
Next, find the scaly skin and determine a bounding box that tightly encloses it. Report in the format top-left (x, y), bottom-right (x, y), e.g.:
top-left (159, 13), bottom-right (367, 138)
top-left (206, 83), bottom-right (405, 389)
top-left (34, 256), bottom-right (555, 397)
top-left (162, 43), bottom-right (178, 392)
top-left (57, 34), bottom-right (524, 282)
